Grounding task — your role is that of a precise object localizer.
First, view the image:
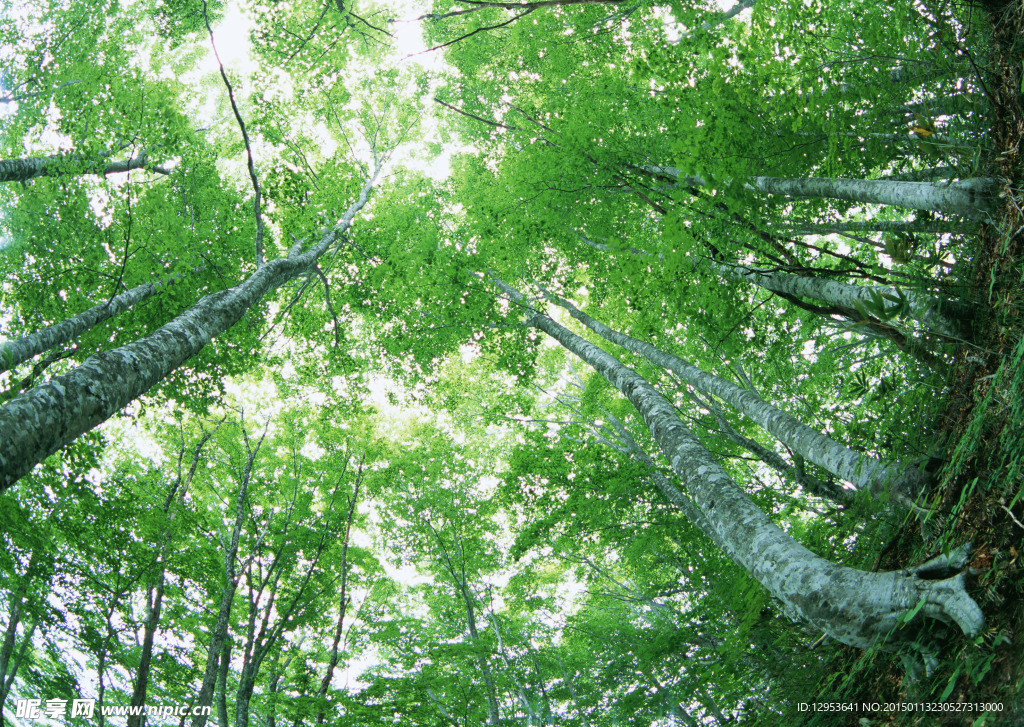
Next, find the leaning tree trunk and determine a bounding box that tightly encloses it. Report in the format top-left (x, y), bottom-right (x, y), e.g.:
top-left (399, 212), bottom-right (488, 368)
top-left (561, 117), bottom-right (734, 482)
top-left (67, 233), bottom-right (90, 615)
top-left (490, 278), bottom-right (982, 657)
top-left (750, 176), bottom-right (995, 219)
top-left (541, 287), bottom-right (930, 512)
top-left (0, 148), bottom-right (170, 183)
top-left (0, 170), bottom-right (378, 492)
top-left (578, 232), bottom-right (965, 349)
top-left (682, 389), bottom-right (856, 508)
top-left (705, 260), bottom-right (968, 340)
top-left (633, 164), bottom-right (994, 218)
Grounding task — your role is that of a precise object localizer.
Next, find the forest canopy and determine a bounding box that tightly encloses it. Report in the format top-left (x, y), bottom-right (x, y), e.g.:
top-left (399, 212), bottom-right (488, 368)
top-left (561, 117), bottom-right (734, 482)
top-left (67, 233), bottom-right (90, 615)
top-left (1, 0), bottom-right (1023, 724)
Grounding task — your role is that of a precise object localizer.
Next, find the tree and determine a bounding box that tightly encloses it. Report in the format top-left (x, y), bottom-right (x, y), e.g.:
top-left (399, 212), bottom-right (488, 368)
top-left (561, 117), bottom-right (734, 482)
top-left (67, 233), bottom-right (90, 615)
top-left (489, 275), bottom-right (982, 660)
top-left (0, 164), bottom-right (380, 492)
top-left (0, 0), bottom-right (1004, 718)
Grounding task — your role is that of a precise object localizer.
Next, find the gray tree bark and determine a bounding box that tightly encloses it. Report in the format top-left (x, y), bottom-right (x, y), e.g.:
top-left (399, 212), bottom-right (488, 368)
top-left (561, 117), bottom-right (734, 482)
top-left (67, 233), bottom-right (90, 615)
top-left (0, 168), bottom-right (378, 492)
top-left (634, 164), bottom-right (994, 218)
top-left (705, 260), bottom-right (966, 340)
top-left (750, 176), bottom-right (995, 220)
top-left (541, 287), bottom-right (930, 512)
top-left (578, 232), bottom-right (964, 346)
top-left (683, 388), bottom-right (856, 508)
top-left (0, 274), bottom-right (184, 375)
top-left (490, 276), bottom-right (982, 655)
top-left (0, 148), bottom-right (171, 183)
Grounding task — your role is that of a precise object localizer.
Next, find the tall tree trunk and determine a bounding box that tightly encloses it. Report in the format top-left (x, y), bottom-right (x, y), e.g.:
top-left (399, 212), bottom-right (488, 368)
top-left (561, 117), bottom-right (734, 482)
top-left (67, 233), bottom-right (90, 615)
top-left (265, 642), bottom-right (302, 727)
top-left (750, 176), bottom-right (995, 219)
top-left (0, 548), bottom-right (42, 713)
top-left (679, 389), bottom-right (855, 508)
top-left (464, 586), bottom-right (502, 726)
top-left (128, 427), bottom-right (218, 727)
top-left (633, 164), bottom-right (994, 218)
top-left (578, 232), bottom-right (963, 350)
top-left (782, 219), bottom-right (956, 235)
top-left (705, 260), bottom-right (968, 340)
top-left (217, 641), bottom-right (232, 727)
top-left (881, 167), bottom-right (959, 183)
top-left (192, 435), bottom-right (264, 727)
top-left (315, 475), bottom-right (362, 724)
top-left (541, 287), bottom-right (930, 511)
top-left (0, 168), bottom-right (379, 492)
top-left (490, 276), bottom-right (983, 656)
top-left (430, 520), bottom-right (502, 725)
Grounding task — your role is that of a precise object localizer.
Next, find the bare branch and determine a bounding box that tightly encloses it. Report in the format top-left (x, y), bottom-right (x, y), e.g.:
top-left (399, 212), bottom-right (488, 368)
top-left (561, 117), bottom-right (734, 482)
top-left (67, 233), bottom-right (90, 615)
top-left (314, 265), bottom-right (342, 347)
top-left (202, 0), bottom-right (266, 268)
top-left (412, 7), bottom-right (537, 56)
top-left (433, 96), bottom-right (518, 130)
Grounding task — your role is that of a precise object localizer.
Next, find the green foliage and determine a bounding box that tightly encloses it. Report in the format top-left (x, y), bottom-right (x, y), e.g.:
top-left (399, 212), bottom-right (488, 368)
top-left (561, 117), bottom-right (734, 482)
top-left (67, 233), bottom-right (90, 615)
top-left (148, 0), bottom-right (226, 47)
top-left (0, 0), bottom-right (1010, 722)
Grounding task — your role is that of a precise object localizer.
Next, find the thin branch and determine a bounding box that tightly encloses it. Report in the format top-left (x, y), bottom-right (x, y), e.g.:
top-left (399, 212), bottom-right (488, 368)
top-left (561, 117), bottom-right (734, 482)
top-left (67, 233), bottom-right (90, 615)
top-left (0, 78), bottom-right (82, 104)
top-left (412, 7), bottom-right (537, 56)
top-left (202, 0), bottom-right (265, 268)
top-left (433, 97), bottom-right (518, 131)
top-left (314, 264), bottom-right (342, 347)
top-left (349, 10), bottom-right (393, 36)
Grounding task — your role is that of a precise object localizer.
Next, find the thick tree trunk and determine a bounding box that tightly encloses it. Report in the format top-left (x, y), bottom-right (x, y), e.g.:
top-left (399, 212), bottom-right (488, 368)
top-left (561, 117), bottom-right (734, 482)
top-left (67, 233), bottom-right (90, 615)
top-left (542, 289), bottom-right (930, 511)
top-left (751, 176), bottom-right (995, 219)
top-left (489, 276), bottom-right (982, 654)
top-left (0, 170), bottom-right (378, 492)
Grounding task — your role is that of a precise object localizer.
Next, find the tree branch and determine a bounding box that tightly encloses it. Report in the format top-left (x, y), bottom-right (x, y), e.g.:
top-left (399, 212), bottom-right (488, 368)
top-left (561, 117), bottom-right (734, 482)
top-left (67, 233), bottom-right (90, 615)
top-left (202, 0), bottom-right (266, 268)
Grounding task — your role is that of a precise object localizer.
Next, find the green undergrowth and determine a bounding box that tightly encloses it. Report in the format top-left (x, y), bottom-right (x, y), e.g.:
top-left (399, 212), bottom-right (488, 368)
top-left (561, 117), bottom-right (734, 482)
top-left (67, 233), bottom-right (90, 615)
top-left (776, 5), bottom-right (1024, 722)
top-left (782, 234), bottom-right (1024, 727)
